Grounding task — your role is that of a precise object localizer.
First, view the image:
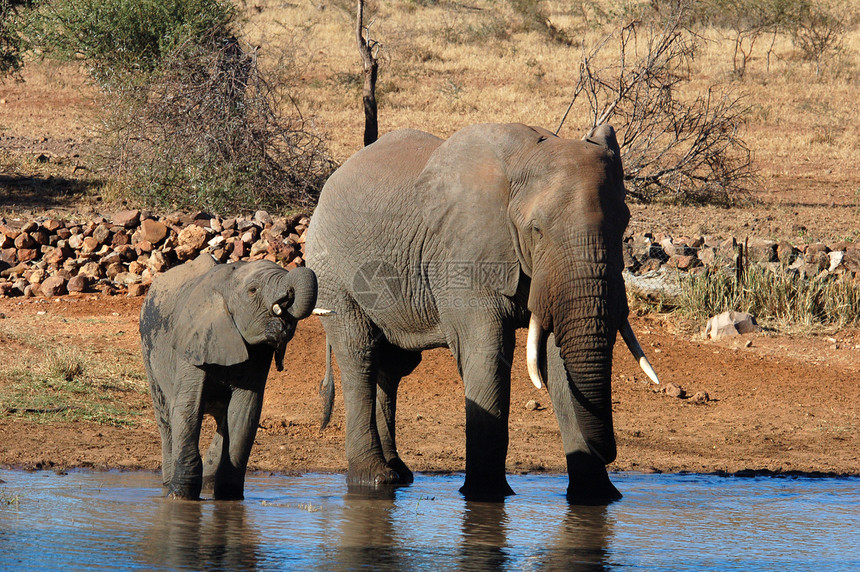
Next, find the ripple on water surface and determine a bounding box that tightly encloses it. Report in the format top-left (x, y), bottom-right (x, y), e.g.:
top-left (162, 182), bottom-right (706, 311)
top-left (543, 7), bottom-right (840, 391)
top-left (1, 470), bottom-right (858, 571)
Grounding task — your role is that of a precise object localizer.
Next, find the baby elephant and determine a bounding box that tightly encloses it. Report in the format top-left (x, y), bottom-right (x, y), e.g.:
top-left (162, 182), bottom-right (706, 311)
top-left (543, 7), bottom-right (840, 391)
top-left (140, 254), bottom-right (318, 500)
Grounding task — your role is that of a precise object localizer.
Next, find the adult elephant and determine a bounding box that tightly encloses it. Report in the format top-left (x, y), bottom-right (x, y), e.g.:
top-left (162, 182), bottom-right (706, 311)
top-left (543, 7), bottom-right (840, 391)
top-left (306, 123), bottom-right (658, 503)
top-left (140, 255), bottom-right (318, 500)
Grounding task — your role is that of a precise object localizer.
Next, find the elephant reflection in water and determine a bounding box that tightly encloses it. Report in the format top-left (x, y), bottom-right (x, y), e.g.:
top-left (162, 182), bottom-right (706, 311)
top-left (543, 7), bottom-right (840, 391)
top-left (459, 501), bottom-right (610, 571)
top-left (538, 505), bottom-right (612, 571)
top-left (460, 502), bottom-right (510, 570)
top-left (141, 500), bottom-right (259, 570)
top-left (335, 488), bottom-right (405, 570)
top-left (330, 486), bottom-right (611, 570)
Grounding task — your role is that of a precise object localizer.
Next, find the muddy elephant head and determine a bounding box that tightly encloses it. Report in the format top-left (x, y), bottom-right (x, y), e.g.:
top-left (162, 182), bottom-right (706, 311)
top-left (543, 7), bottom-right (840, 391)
top-left (419, 123), bottom-right (657, 502)
top-left (173, 258), bottom-right (318, 371)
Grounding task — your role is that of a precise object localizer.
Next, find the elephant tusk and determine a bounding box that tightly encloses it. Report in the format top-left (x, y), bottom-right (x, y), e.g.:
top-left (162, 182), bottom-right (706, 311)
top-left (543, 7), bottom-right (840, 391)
top-left (526, 314), bottom-right (547, 390)
top-left (272, 303), bottom-right (283, 316)
top-left (312, 308), bottom-right (336, 316)
top-left (620, 318), bottom-right (660, 384)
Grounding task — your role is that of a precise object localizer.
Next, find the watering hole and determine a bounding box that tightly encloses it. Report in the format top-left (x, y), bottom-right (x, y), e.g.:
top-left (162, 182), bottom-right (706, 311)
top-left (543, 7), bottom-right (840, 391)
top-left (1, 469), bottom-right (858, 571)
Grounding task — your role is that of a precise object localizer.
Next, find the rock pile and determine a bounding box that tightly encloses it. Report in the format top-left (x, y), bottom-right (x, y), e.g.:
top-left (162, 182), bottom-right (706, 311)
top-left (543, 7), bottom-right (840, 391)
top-left (0, 209), bottom-right (310, 298)
top-left (2, 212), bottom-right (859, 300)
top-left (624, 232), bottom-right (860, 280)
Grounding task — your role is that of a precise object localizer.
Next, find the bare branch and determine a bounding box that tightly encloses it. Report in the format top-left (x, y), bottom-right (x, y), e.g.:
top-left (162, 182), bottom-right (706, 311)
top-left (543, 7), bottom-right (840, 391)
top-left (558, 6), bottom-right (754, 205)
top-left (356, 0), bottom-right (379, 146)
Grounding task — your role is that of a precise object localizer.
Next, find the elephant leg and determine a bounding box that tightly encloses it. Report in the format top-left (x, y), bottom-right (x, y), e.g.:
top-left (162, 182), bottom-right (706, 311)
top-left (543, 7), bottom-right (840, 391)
top-left (148, 377), bottom-right (174, 489)
top-left (202, 402), bottom-right (227, 495)
top-left (453, 321), bottom-right (516, 501)
top-left (211, 385), bottom-right (265, 500)
top-left (157, 416), bottom-right (174, 490)
top-left (328, 314), bottom-right (400, 487)
top-left (167, 365), bottom-right (206, 500)
top-left (375, 343), bottom-right (422, 485)
top-left (545, 334), bottom-right (621, 504)
top-left (202, 383), bottom-right (231, 494)
top-left (201, 432), bottom-right (223, 494)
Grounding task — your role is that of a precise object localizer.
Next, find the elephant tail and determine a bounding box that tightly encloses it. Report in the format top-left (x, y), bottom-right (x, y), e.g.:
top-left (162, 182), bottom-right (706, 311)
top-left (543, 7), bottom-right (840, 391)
top-left (319, 339), bottom-right (336, 431)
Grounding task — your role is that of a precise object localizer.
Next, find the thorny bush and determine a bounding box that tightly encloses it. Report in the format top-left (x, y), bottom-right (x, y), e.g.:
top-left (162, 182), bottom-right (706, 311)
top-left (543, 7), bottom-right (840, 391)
top-left (104, 36), bottom-right (336, 213)
top-left (558, 9), bottom-right (755, 205)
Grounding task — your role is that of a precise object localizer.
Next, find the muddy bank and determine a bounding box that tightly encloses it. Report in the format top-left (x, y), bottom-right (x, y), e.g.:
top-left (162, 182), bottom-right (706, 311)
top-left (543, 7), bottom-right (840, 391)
top-left (0, 296), bottom-right (857, 477)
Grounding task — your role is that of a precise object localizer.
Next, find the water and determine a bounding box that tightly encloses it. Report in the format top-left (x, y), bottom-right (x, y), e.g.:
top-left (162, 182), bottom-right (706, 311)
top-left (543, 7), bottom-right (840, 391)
top-left (1, 469), bottom-right (858, 571)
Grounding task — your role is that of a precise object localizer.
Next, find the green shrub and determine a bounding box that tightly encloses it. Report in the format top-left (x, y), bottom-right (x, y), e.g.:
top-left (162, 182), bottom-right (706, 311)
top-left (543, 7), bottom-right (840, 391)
top-left (105, 37), bottom-right (335, 213)
top-left (22, 0), bottom-right (334, 213)
top-left (0, 0), bottom-right (30, 78)
top-left (24, 0), bottom-right (235, 86)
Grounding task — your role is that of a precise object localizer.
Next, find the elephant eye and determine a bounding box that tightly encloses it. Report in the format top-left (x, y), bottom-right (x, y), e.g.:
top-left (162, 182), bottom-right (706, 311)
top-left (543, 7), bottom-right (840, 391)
top-left (531, 223), bottom-right (543, 240)
top-left (248, 286), bottom-right (258, 296)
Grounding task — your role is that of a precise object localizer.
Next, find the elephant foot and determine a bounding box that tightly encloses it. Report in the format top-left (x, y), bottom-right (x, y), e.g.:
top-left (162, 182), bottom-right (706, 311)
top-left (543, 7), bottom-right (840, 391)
top-left (459, 475), bottom-right (515, 502)
top-left (201, 474), bottom-right (216, 494)
top-left (386, 457), bottom-right (414, 485)
top-left (205, 469), bottom-right (247, 500)
top-left (167, 491), bottom-right (200, 501)
top-left (566, 469), bottom-right (622, 505)
top-left (566, 483), bottom-right (622, 505)
top-left (347, 458), bottom-right (402, 488)
top-left (167, 479), bottom-right (202, 501)
top-left (565, 451), bottom-right (623, 505)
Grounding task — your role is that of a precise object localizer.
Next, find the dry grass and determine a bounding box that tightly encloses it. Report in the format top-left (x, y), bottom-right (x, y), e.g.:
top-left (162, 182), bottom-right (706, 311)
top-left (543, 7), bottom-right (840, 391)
top-left (0, 310), bottom-right (149, 425)
top-left (673, 264), bottom-right (860, 332)
top-left (1, 1), bottom-right (858, 213)
top-left (237, 0), bottom-right (858, 206)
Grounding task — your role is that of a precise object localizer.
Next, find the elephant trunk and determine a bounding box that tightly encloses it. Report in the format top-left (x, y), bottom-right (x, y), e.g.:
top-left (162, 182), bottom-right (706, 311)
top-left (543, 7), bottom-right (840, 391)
top-left (531, 235), bottom-right (625, 503)
top-left (268, 266), bottom-right (318, 371)
top-left (556, 320), bottom-right (617, 464)
top-left (282, 266), bottom-right (319, 320)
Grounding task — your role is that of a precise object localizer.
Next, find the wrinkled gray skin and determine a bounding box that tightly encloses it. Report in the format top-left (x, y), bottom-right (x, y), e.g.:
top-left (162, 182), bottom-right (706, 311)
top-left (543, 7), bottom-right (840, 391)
top-left (140, 255), bottom-right (318, 500)
top-left (307, 123), bottom-right (632, 504)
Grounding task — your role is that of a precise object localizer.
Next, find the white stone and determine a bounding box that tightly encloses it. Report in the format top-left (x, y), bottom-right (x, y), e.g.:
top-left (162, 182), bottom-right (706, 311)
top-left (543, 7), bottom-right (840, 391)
top-left (828, 250), bottom-right (844, 272)
top-left (705, 311), bottom-right (761, 340)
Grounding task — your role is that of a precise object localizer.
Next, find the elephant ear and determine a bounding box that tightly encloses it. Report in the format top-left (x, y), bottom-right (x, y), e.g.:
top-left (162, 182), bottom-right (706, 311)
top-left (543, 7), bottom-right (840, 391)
top-left (584, 123), bottom-right (626, 200)
top-left (585, 124), bottom-right (621, 156)
top-left (175, 280), bottom-right (249, 367)
top-left (585, 124), bottom-right (624, 177)
top-left (415, 125), bottom-right (521, 297)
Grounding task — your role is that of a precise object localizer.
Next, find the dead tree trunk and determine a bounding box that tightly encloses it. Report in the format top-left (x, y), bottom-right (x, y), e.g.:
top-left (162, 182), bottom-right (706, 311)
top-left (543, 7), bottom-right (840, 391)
top-left (356, 0), bottom-right (378, 146)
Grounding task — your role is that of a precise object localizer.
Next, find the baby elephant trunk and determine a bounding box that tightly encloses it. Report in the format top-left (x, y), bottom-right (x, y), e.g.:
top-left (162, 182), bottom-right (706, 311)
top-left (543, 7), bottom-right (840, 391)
top-left (270, 267), bottom-right (318, 371)
top-left (272, 267), bottom-right (319, 320)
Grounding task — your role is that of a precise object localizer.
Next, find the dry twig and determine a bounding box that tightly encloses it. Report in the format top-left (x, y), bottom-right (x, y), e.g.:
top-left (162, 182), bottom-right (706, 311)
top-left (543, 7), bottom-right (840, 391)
top-left (103, 34), bottom-right (335, 212)
top-left (558, 9), bottom-right (754, 204)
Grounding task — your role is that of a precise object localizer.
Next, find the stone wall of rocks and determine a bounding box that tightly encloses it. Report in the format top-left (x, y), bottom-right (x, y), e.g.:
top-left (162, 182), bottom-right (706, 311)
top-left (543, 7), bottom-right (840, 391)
top-left (2, 210), bottom-right (859, 300)
top-left (624, 232), bottom-right (860, 281)
top-left (0, 209), bottom-right (309, 298)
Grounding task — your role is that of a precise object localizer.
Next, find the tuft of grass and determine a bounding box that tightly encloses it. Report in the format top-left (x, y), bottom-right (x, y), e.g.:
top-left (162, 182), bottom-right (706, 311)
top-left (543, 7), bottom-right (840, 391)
top-left (0, 320), bottom-right (148, 427)
top-left (0, 367), bottom-right (141, 426)
top-left (0, 490), bottom-right (21, 507)
top-left (47, 348), bottom-right (86, 383)
top-left (673, 264), bottom-right (860, 331)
